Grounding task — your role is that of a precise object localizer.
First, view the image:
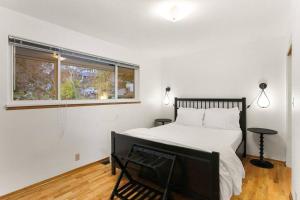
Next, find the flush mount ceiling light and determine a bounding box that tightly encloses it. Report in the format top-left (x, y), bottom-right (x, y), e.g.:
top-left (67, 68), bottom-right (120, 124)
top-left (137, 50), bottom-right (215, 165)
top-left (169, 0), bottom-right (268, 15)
top-left (155, 1), bottom-right (195, 22)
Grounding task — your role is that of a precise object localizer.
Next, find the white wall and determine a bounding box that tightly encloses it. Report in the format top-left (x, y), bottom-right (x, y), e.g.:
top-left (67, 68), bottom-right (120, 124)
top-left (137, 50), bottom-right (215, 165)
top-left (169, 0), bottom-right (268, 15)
top-left (292, 0), bottom-right (300, 198)
top-left (0, 7), bottom-right (162, 195)
top-left (161, 37), bottom-right (289, 161)
top-left (0, 4), bottom-right (292, 197)
top-left (286, 55), bottom-right (292, 167)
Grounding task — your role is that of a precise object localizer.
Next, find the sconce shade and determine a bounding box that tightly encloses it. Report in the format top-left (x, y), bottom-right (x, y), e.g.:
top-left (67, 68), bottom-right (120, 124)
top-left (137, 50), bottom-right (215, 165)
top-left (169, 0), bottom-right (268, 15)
top-left (164, 87), bottom-right (171, 105)
top-left (257, 90), bottom-right (270, 108)
top-left (247, 82), bottom-right (270, 109)
top-left (163, 94), bottom-right (170, 105)
top-left (257, 83), bottom-right (270, 108)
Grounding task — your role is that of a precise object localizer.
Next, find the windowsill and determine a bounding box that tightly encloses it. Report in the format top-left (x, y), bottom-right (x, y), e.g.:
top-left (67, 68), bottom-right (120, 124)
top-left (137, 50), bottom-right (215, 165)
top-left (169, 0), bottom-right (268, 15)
top-left (5, 100), bottom-right (141, 110)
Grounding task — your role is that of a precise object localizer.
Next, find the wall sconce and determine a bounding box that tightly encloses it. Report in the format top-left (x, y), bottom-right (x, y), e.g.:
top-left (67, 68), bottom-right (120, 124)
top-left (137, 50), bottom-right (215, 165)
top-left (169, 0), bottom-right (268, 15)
top-left (163, 87), bottom-right (171, 105)
top-left (257, 83), bottom-right (270, 108)
top-left (247, 83), bottom-right (270, 108)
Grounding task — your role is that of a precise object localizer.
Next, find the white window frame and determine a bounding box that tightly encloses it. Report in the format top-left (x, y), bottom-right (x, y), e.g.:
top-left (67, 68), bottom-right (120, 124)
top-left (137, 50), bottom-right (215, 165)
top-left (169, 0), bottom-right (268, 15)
top-left (6, 41), bottom-right (140, 109)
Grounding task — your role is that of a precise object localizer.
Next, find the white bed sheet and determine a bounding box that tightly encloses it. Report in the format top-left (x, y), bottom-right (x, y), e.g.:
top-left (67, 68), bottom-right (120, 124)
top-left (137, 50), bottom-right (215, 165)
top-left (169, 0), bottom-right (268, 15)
top-left (123, 123), bottom-right (245, 200)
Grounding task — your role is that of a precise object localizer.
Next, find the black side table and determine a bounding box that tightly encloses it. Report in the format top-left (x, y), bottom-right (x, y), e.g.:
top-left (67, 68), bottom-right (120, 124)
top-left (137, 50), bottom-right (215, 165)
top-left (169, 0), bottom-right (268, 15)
top-left (247, 128), bottom-right (278, 169)
top-left (155, 118), bottom-right (172, 126)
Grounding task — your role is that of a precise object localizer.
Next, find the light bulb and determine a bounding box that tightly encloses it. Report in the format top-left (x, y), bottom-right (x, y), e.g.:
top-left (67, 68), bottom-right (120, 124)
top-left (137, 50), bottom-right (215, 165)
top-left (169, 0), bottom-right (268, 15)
top-left (257, 90), bottom-right (270, 108)
top-left (164, 93), bottom-right (170, 105)
top-left (170, 5), bottom-right (180, 22)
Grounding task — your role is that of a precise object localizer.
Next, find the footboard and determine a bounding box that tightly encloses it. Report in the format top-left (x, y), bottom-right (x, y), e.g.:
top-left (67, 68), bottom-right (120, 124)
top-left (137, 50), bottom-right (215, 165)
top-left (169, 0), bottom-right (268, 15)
top-left (111, 131), bottom-right (220, 200)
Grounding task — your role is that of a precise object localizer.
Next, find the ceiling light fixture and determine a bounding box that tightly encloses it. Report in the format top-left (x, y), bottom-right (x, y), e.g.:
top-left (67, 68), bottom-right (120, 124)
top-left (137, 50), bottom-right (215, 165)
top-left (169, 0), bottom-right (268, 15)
top-left (155, 1), bottom-right (194, 22)
top-left (169, 5), bottom-right (180, 22)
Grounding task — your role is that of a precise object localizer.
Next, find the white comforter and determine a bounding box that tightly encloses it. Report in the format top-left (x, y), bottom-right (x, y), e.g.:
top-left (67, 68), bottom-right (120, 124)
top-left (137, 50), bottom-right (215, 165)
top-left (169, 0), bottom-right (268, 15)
top-left (123, 123), bottom-right (245, 200)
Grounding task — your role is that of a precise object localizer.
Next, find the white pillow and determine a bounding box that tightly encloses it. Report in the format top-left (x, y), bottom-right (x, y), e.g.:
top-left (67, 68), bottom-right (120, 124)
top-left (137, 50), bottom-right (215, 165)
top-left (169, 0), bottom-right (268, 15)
top-left (203, 107), bottom-right (240, 130)
top-left (176, 108), bottom-right (205, 127)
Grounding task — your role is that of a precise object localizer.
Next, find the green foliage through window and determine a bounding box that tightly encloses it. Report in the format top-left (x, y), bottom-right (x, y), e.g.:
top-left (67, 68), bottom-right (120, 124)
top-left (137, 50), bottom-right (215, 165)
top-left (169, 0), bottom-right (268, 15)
top-left (13, 47), bottom-right (136, 101)
top-left (14, 47), bottom-right (57, 100)
top-left (60, 58), bottom-right (115, 100)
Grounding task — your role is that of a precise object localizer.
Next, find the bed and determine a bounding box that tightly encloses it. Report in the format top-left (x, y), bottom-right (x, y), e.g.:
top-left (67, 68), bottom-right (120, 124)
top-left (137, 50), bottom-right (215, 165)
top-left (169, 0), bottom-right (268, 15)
top-left (111, 97), bottom-right (247, 200)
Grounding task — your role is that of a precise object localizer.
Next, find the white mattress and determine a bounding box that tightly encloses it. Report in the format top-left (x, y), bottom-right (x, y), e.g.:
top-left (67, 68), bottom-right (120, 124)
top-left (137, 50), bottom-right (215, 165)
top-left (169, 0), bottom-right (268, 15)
top-left (123, 123), bottom-right (245, 200)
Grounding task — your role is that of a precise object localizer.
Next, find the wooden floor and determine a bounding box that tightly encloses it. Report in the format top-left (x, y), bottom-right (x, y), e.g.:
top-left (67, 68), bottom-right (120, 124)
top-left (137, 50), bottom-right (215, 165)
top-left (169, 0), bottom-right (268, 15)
top-left (231, 157), bottom-right (291, 200)
top-left (0, 156), bottom-right (291, 200)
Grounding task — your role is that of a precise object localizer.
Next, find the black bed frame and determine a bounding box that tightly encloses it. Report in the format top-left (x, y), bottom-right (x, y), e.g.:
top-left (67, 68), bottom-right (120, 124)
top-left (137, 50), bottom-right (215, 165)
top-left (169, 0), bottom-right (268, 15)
top-left (111, 97), bottom-right (246, 200)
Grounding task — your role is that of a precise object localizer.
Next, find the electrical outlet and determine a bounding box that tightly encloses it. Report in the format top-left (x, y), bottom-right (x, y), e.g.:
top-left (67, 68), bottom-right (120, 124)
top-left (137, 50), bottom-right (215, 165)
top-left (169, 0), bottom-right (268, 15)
top-left (75, 153), bottom-right (80, 161)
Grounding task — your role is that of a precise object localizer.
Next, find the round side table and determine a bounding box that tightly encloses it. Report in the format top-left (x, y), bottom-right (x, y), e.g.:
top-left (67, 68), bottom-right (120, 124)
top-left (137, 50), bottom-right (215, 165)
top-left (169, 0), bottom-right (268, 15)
top-left (247, 128), bottom-right (278, 169)
top-left (154, 118), bottom-right (172, 126)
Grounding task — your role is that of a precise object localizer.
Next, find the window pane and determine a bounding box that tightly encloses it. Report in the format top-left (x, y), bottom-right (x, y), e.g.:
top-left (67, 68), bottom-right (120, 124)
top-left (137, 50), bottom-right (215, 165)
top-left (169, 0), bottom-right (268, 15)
top-left (61, 56), bottom-right (115, 100)
top-left (14, 47), bottom-right (58, 100)
top-left (118, 67), bottom-right (135, 99)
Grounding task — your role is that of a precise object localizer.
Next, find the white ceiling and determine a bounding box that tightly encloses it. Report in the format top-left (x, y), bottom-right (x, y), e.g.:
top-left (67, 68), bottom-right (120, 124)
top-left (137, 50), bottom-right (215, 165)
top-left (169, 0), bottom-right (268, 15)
top-left (0, 0), bottom-right (291, 57)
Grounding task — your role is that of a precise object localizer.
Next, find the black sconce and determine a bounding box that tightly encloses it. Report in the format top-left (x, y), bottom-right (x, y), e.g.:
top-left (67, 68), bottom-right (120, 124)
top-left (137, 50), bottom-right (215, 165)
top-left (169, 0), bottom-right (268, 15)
top-left (163, 87), bottom-right (171, 105)
top-left (247, 83), bottom-right (270, 108)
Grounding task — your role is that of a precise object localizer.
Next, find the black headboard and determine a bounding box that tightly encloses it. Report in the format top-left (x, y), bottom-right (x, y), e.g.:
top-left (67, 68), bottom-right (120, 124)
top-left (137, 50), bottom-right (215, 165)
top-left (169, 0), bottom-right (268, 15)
top-left (174, 97), bottom-right (247, 155)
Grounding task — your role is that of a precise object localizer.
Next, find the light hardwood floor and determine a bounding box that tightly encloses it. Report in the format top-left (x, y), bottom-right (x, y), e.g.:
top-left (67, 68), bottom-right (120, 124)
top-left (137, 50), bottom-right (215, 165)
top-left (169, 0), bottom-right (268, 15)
top-left (231, 157), bottom-right (291, 200)
top-left (0, 156), bottom-right (291, 200)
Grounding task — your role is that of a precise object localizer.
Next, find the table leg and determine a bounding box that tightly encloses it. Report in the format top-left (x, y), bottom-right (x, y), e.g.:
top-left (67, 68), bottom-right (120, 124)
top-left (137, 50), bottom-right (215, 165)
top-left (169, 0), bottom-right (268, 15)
top-left (259, 133), bottom-right (264, 160)
top-left (250, 133), bottom-right (274, 169)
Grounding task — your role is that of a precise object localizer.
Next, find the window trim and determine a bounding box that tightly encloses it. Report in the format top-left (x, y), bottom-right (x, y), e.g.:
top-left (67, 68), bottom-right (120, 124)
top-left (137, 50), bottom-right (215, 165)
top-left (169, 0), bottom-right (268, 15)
top-left (5, 101), bottom-right (141, 110)
top-left (8, 36), bottom-right (139, 69)
top-left (6, 37), bottom-right (140, 110)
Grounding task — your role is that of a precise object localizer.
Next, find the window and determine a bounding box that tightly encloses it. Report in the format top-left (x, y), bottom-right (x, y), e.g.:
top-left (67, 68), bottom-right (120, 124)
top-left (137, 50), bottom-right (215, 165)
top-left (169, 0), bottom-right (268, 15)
top-left (14, 47), bottom-right (58, 100)
top-left (60, 56), bottom-right (115, 100)
top-left (118, 67), bottom-right (135, 99)
top-left (9, 37), bottom-right (139, 108)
